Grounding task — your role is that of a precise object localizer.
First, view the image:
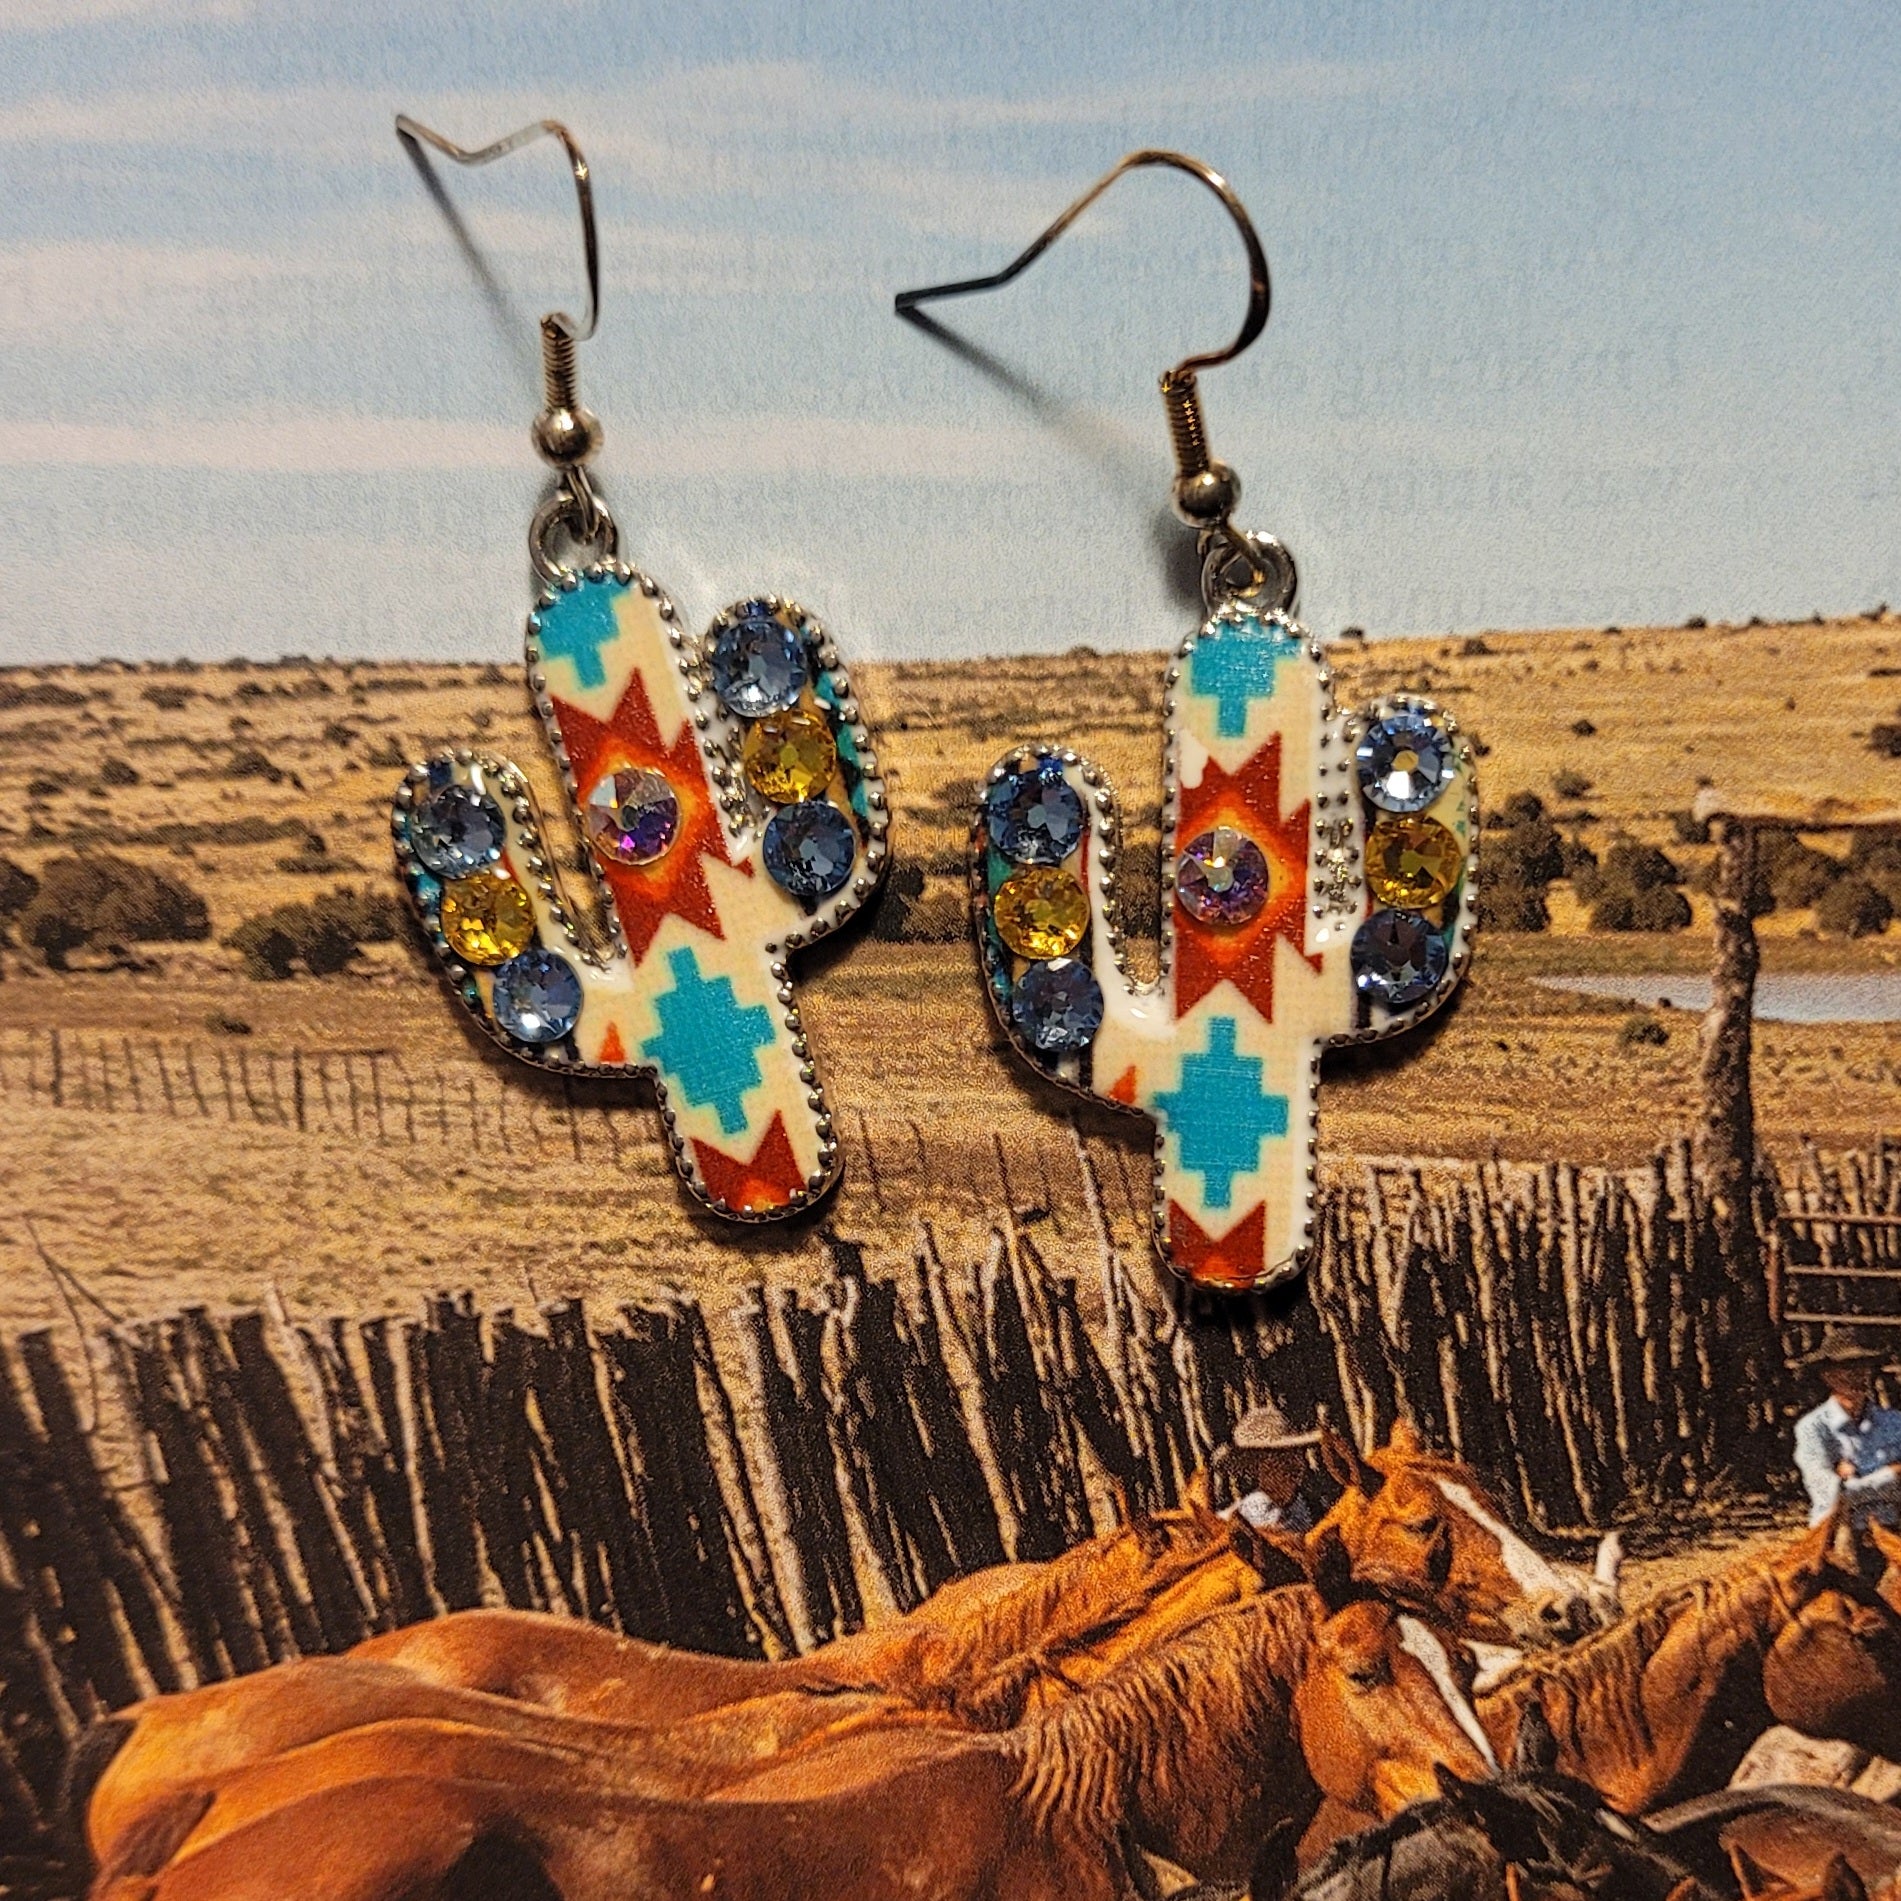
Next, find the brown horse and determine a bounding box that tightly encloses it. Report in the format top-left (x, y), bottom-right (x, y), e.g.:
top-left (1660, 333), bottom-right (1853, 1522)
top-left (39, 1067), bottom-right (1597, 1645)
top-left (1647, 1784), bottom-right (1901, 1900)
top-left (350, 1496), bottom-right (1230, 1718)
top-left (89, 1587), bottom-right (1497, 1901)
top-left (1314, 1421), bottom-right (1619, 1647)
top-left (345, 1421), bottom-right (1609, 1710)
top-left (79, 1501), bottom-right (1236, 1873)
top-left (78, 1429), bottom-right (1600, 1881)
top-left (1478, 1515), bottom-right (1901, 1815)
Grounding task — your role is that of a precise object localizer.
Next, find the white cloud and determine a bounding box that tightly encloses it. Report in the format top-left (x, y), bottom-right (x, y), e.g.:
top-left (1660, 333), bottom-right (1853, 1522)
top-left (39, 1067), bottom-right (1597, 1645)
top-left (0, 409), bottom-right (1054, 479)
top-left (0, 240), bottom-right (366, 342)
top-left (2, 0), bottom-right (249, 28)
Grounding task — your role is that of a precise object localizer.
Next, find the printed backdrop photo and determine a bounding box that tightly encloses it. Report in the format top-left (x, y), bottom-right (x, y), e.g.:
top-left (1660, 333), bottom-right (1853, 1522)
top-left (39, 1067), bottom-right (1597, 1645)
top-left (1, 3), bottom-right (1900, 1899)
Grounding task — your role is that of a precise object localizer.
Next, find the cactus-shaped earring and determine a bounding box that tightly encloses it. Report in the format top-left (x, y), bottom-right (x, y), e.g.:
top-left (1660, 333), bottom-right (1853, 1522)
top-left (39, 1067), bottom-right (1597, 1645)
top-left (389, 117), bottom-right (887, 1220)
top-left (899, 152), bottom-right (1475, 1293)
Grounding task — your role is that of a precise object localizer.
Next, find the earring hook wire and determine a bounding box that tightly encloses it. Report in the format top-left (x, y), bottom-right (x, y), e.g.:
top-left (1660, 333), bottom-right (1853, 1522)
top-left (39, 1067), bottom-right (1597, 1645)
top-left (896, 150), bottom-right (1291, 612)
top-left (893, 148), bottom-right (1268, 384)
top-left (394, 113), bottom-right (600, 344)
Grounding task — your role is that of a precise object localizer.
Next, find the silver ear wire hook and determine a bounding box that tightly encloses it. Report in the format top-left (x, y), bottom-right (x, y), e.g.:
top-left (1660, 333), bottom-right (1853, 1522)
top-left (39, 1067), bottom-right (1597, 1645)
top-left (395, 113), bottom-right (616, 576)
top-left (896, 149), bottom-right (1293, 609)
top-left (395, 114), bottom-right (600, 344)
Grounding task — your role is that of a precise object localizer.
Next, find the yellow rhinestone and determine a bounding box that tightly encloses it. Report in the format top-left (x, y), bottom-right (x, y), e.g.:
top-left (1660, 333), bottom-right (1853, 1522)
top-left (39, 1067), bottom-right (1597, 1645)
top-left (1366, 816), bottom-right (1463, 909)
top-left (993, 866), bottom-right (1089, 959)
top-left (742, 705), bottom-right (837, 803)
top-left (440, 870), bottom-right (536, 966)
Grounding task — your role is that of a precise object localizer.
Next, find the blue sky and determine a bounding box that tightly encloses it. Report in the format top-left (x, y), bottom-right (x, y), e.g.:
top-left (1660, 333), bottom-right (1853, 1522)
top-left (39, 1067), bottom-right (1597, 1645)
top-left (0, 0), bottom-right (1896, 664)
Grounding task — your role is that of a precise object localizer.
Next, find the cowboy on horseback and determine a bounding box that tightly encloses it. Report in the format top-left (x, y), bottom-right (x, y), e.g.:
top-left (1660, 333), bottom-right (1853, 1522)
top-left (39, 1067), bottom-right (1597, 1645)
top-left (1793, 1325), bottom-right (1901, 1529)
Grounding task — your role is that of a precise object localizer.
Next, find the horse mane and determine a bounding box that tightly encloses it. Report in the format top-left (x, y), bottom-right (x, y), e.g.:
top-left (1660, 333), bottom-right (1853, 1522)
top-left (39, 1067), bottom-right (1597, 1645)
top-left (1003, 1584), bottom-right (1319, 1841)
top-left (1484, 1549), bottom-right (1780, 1732)
top-left (932, 1506), bottom-right (1229, 1679)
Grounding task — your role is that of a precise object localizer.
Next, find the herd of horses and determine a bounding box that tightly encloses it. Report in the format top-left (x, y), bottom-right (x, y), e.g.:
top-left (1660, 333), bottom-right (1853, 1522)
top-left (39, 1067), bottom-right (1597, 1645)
top-left (67, 1422), bottom-right (1901, 1899)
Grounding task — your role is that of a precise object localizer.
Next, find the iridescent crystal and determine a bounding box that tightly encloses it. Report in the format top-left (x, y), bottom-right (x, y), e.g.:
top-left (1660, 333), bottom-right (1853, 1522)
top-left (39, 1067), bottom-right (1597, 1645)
top-left (411, 783), bottom-right (505, 878)
top-left (1356, 712), bottom-right (1454, 814)
top-left (1366, 815), bottom-right (1464, 909)
top-left (1011, 957), bottom-right (1104, 1054)
top-left (1176, 826), bottom-right (1270, 925)
top-left (491, 947), bottom-right (584, 1044)
top-left (763, 798), bottom-right (856, 898)
top-left (993, 866), bottom-right (1089, 959)
top-left (743, 705), bottom-right (837, 804)
top-left (1352, 910), bottom-right (1449, 1009)
top-left (585, 767), bottom-right (679, 866)
top-left (985, 763), bottom-right (1084, 866)
top-left (709, 605), bottom-right (807, 718)
top-left (440, 870), bottom-right (536, 966)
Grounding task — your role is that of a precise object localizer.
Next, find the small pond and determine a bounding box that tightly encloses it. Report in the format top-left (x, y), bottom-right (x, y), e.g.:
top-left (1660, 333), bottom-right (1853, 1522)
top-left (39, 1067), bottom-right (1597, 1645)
top-left (1536, 973), bottom-right (1901, 1024)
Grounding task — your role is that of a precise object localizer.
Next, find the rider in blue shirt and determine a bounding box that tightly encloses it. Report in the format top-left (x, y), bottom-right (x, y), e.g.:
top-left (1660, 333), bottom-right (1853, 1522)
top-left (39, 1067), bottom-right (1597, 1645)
top-left (1792, 1325), bottom-right (1901, 1528)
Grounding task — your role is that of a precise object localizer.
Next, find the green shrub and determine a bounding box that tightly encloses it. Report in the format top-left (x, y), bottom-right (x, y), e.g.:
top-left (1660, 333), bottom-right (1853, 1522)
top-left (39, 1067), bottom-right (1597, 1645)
top-left (1619, 1013), bottom-right (1669, 1047)
top-left (1768, 842), bottom-right (1842, 909)
top-left (1601, 840), bottom-right (1682, 891)
top-left (226, 746), bottom-right (284, 782)
top-left (15, 853), bottom-right (210, 967)
top-left (0, 856), bottom-right (38, 920)
top-left (1848, 835), bottom-right (1901, 909)
top-left (1471, 790), bottom-right (1575, 931)
top-left (1815, 877), bottom-right (1893, 938)
top-left (1591, 884), bottom-right (1691, 932)
top-left (871, 861), bottom-right (926, 941)
top-left (224, 884), bottom-right (402, 979)
top-left (1477, 881), bottom-right (1549, 931)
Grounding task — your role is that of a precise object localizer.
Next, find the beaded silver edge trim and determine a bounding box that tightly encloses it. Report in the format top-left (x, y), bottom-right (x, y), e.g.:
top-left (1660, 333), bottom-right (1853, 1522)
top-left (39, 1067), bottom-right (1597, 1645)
top-left (390, 559), bottom-right (890, 1225)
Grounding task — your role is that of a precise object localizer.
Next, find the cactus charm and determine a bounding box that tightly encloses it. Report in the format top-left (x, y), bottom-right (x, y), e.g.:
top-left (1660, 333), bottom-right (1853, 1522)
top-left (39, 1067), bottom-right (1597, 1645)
top-left (975, 603), bottom-right (1473, 1290)
top-left (901, 149), bottom-right (1479, 1290)
top-left (388, 117), bottom-right (886, 1222)
top-left (396, 574), bottom-right (887, 1218)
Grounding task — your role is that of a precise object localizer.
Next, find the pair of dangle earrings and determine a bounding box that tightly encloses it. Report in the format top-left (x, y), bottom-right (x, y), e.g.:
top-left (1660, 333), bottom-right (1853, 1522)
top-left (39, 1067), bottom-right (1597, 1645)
top-left (389, 122), bottom-right (1478, 1294)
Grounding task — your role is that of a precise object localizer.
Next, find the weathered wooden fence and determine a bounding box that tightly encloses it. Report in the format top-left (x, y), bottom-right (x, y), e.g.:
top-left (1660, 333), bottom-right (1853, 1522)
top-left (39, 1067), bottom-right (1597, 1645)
top-left (0, 1139), bottom-right (1880, 1890)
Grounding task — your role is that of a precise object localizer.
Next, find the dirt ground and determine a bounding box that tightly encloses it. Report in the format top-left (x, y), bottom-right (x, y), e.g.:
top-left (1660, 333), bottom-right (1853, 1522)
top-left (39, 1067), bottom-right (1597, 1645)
top-left (1, 612), bottom-right (1898, 1341)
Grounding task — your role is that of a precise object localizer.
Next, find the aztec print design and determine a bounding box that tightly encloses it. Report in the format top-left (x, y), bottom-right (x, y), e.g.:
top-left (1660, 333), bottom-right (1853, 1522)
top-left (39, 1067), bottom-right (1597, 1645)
top-left (974, 602), bottom-right (1475, 1291)
top-left (392, 564), bottom-right (888, 1220)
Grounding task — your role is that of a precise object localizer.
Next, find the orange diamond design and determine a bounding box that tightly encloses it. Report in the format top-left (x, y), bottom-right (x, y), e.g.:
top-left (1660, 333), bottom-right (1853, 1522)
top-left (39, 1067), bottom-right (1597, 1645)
top-left (1168, 1200), bottom-right (1269, 1291)
top-left (692, 1112), bottom-right (806, 1213)
top-left (550, 671), bottom-right (747, 965)
top-left (1174, 735), bottom-right (1316, 1020)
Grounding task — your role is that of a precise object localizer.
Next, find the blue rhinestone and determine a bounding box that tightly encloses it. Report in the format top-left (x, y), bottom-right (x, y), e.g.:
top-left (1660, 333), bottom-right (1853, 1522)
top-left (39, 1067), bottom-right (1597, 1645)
top-left (1352, 910), bottom-right (1449, 1009)
top-left (763, 799), bottom-right (856, 898)
top-left (411, 783), bottom-right (505, 877)
top-left (710, 609), bottom-right (807, 718)
top-left (1356, 712), bottom-right (1454, 814)
top-left (985, 763), bottom-right (1084, 865)
top-left (412, 869), bottom-right (443, 912)
top-left (1011, 957), bottom-right (1104, 1055)
top-left (491, 947), bottom-right (583, 1045)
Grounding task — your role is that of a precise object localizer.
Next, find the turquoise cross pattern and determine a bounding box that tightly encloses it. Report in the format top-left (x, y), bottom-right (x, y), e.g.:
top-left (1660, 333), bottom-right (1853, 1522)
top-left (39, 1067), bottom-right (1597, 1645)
top-left (534, 579), bottom-right (624, 690)
top-left (1189, 616), bottom-right (1302, 738)
top-left (639, 947), bottom-right (776, 1135)
top-left (1151, 1016), bottom-right (1289, 1210)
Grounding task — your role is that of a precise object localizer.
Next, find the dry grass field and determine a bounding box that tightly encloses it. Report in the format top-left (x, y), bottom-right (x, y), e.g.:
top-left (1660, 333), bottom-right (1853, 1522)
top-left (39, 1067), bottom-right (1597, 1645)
top-left (1, 612), bottom-right (1898, 1346)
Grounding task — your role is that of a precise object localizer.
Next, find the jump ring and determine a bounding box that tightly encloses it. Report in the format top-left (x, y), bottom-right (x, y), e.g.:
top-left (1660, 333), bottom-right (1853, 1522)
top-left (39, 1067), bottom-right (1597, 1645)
top-left (1201, 527), bottom-right (1298, 617)
top-left (530, 486), bottom-right (619, 586)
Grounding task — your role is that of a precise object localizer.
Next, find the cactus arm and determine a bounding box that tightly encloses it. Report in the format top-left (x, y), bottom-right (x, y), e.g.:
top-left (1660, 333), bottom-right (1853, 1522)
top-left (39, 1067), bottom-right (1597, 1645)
top-left (973, 601), bottom-right (1475, 1291)
top-left (393, 562), bottom-right (887, 1221)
